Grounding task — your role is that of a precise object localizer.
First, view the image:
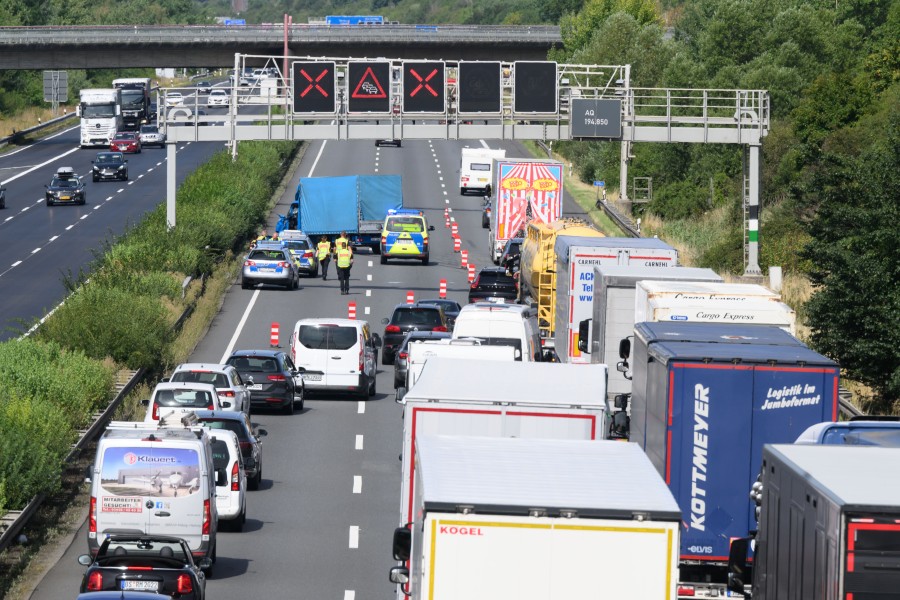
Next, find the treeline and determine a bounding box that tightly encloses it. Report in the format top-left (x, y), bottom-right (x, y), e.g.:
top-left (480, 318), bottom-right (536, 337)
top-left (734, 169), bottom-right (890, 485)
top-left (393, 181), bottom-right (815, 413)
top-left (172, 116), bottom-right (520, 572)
top-left (550, 0), bottom-right (899, 409)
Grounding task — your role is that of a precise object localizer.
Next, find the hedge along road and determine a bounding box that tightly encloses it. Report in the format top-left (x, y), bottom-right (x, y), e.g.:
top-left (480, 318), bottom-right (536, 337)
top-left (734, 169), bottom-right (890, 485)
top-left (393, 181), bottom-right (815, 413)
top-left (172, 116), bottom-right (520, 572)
top-left (28, 136), bottom-right (591, 600)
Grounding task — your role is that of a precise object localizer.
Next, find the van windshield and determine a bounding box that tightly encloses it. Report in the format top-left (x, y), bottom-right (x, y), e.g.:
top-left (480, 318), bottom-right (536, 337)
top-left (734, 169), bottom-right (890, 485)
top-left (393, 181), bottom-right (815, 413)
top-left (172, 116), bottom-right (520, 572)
top-left (154, 389), bottom-right (214, 407)
top-left (470, 162), bottom-right (490, 171)
top-left (386, 217), bottom-right (424, 233)
top-left (298, 325), bottom-right (358, 350)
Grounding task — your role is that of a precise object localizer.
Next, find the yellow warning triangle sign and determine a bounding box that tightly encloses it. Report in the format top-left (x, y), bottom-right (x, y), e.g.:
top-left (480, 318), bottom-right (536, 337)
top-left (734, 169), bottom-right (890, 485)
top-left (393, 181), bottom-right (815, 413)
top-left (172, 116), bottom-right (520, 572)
top-left (351, 66), bottom-right (388, 99)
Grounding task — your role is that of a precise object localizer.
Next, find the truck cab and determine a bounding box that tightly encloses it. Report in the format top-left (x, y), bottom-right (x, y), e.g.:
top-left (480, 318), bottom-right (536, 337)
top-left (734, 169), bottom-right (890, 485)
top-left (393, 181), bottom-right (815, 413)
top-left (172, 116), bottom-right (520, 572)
top-left (380, 209), bottom-right (434, 265)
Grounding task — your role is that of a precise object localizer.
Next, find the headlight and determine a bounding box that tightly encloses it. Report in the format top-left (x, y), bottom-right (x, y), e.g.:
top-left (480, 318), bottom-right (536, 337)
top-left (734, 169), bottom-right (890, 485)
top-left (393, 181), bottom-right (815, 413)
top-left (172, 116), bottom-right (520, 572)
top-left (93, 166), bottom-right (99, 171)
top-left (117, 165), bottom-right (126, 171)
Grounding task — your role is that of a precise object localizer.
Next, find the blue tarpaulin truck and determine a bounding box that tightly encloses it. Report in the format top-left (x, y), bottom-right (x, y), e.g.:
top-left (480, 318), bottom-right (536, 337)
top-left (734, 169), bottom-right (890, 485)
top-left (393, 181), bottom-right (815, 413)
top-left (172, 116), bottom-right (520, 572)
top-left (280, 175), bottom-right (402, 253)
top-left (623, 322), bottom-right (840, 599)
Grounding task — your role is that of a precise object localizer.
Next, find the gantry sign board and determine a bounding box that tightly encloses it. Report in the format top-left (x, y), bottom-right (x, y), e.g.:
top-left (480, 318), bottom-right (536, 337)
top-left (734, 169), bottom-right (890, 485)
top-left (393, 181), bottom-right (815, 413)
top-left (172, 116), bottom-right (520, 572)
top-left (570, 99), bottom-right (622, 139)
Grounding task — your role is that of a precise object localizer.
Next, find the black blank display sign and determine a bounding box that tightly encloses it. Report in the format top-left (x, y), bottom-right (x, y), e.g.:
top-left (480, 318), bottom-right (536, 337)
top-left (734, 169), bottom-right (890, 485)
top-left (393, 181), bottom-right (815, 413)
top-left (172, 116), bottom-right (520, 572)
top-left (458, 62), bottom-right (501, 114)
top-left (513, 61), bottom-right (558, 113)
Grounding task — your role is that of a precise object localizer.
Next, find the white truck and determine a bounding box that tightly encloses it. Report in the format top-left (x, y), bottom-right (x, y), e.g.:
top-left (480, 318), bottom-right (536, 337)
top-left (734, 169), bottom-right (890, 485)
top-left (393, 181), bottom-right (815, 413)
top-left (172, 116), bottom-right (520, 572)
top-left (582, 265), bottom-right (723, 397)
top-left (390, 435), bottom-right (682, 600)
top-left (553, 236), bottom-right (679, 363)
top-left (398, 357), bottom-right (608, 528)
top-left (78, 88), bottom-right (123, 148)
top-left (400, 339), bottom-right (515, 398)
top-left (459, 147), bottom-right (506, 196)
top-left (633, 280), bottom-right (793, 332)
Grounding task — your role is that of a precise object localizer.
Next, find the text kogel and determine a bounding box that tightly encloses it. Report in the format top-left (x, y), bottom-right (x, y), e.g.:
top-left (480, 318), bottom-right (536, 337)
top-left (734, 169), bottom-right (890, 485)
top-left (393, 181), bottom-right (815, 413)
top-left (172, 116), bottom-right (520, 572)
top-left (690, 383), bottom-right (709, 531)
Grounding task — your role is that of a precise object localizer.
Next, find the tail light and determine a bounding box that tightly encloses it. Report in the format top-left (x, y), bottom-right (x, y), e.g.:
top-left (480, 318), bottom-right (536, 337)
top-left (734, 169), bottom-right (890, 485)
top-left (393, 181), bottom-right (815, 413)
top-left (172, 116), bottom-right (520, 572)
top-left (385, 325), bottom-right (401, 333)
top-left (277, 261), bottom-right (290, 268)
top-left (381, 236), bottom-right (387, 244)
top-left (398, 351), bottom-right (408, 360)
top-left (303, 251), bottom-right (314, 258)
top-left (126, 565), bottom-right (153, 571)
top-left (231, 460), bottom-right (240, 491)
top-left (151, 402), bottom-right (159, 420)
top-left (471, 277), bottom-right (480, 289)
top-left (202, 499), bottom-right (211, 535)
top-left (432, 326), bottom-right (448, 332)
top-left (89, 496), bottom-right (97, 533)
top-left (87, 571), bottom-right (103, 591)
top-left (239, 441), bottom-right (253, 452)
top-left (267, 374), bottom-right (286, 382)
top-left (220, 390), bottom-right (235, 398)
top-left (244, 260), bottom-right (255, 266)
top-left (677, 586), bottom-right (696, 596)
top-left (207, 402), bottom-right (215, 410)
top-left (177, 574), bottom-right (194, 594)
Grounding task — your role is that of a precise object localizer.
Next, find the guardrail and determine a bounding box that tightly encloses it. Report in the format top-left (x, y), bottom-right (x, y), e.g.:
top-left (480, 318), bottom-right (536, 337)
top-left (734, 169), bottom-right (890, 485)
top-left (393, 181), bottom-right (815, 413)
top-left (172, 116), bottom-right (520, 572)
top-left (0, 112), bottom-right (76, 149)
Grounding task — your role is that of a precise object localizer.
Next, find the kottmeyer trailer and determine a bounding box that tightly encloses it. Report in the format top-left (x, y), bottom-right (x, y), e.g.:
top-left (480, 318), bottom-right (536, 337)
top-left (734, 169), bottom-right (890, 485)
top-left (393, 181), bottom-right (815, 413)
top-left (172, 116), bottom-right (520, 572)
top-left (398, 357), bottom-right (608, 527)
top-left (728, 444), bottom-right (900, 599)
top-left (625, 322), bottom-right (840, 599)
top-left (390, 435), bottom-right (682, 600)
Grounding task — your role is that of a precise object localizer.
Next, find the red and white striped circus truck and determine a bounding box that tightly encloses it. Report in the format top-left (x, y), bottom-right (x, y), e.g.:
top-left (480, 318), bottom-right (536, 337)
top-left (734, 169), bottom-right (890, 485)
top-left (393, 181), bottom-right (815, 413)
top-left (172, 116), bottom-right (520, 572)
top-left (488, 158), bottom-right (564, 264)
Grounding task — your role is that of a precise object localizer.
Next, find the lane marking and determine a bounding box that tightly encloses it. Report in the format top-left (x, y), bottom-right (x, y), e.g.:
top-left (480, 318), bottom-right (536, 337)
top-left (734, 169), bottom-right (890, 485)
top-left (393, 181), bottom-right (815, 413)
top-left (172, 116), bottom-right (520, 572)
top-left (366, 274), bottom-right (372, 281)
top-left (344, 592), bottom-right (355, 600)
top-left (365, 289), bottom-right (371, 297)
top-left (11, 260), bottom-right (21, 267)
top-left (355, 434), bottom-right (364, 450)
top-left (353, 475), bottom-right (362, 494)
top-left (364, 306), bottom-right (370, 315)
top-left (31, 247), bottom-right (41, 254)
top-left (49, 235), bottom-right (58, 242)
top-left (306, 140), bottom-right (327, 177)
top-left (219, 289), bottom-right (261, 363)
top-left (80, 214), bottom-right (89, 219)
top-left (480, 139), bottom-right (490, 149)
top-left (65, 225), bottom-right (74, 230)
top-left (357, 401), bottom-right (365, 414)
top-left (367, 260), bottom-right (373, 267)
top-left (0, 145), bottom-right (80, 186)
top-left (349, 526), bottom-right (360, 548)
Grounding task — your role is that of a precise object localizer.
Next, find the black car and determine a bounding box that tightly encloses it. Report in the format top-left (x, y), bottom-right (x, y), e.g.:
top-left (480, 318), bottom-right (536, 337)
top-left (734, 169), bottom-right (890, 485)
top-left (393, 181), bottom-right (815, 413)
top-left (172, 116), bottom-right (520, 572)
top-left (499, 237), bottom-right (524, 274)
top-left (193, 409), bottom-right (267, 490)
top-left (225, 350), bottom-right (304, 415)
top-left (78, 535), bottom-right (208, 599)
top-left (393, 330), bottom-right (452, 388)
top-left (91, 152), bottom-right (129, 182)
top-left (195, 81), bottom-right (212, 94)
top-left (381, 302), bottom-right (449, 365)
top-left (468, 267), bottom-right (519, 303)
top-left (417, 299), bottom-right (462, 329)
top-left (45, 167), bottom-right (86, 206)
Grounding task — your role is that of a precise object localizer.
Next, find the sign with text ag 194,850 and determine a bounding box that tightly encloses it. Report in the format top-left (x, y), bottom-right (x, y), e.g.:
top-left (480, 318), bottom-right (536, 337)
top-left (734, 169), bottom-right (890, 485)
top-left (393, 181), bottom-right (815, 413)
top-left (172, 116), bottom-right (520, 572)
top-left (292, 61), bottom-right (335, 113)
top-left (403, 61), bottom-right (445, 113)
top-left (513, 61), bottom-right (557, 114)
top-left (348, 61), bottom-right (391, 114)
top-left (570, 98), bottom-right (622, 139)
top-left (458, 61), bottom-right (501, 114)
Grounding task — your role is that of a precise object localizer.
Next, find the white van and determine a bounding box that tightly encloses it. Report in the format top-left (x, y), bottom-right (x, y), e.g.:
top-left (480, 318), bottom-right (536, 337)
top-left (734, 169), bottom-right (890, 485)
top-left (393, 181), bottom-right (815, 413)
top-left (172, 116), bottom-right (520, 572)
top-left (451, 303), bottom-right (543, 361)
top-left (87, 422), bottom-right (222, 571)
top-left (143, 381), bottom-right (222, 424)
top-left (459, 147), bottom-right (506, 196)
top-left (289, 318), bottom-right (382, 398)
top-left (207, 429), bottom-right (247, 531)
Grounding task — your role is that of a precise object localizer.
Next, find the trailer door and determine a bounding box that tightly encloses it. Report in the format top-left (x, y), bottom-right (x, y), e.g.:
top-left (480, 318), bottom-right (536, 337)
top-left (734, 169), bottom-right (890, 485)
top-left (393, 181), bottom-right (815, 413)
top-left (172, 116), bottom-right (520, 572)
top-left (844, 517), bottom-right (900, 600)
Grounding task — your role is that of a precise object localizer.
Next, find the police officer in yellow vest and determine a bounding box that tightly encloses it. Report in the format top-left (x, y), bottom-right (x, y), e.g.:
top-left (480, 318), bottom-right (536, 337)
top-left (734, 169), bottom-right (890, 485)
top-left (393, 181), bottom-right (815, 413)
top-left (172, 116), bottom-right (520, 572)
top-left (335, 241), bottom-right (353, 295)
top-left (335, 230), bottom-right (349, 249)
top-left (316, 236), bottom-right (332, 280)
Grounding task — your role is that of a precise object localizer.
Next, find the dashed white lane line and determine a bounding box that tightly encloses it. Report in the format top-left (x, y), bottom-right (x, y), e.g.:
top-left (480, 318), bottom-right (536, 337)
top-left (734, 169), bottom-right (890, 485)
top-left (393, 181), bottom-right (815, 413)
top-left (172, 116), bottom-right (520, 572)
top-left (445, 199), bottom-right (449, 203)
top-left (344, 590), bottom-right (355, 600)
top-left (31, 247), bottom-right (41, 254)
top-left (65, 225), bottom-right (74, 230)
top-left (364, 306), bottom-right (370, 315)
top-left (109, 195), bottom-right (116, 200)
top-left (11, 260), bottom-right (21, 267)
top-left (80, 214), bottom-right (88, 219)
top-left (367, 260), bottom-right (373, 267)
top-left (365, 289), bottom-right (371, 297)
top-left (366, 274), bottom-right (372, 281)
top-left (4, 216), bottom-right (12, 222)
top-left (349, 526), bottom-right (360, 548)
top-left (49, 235), bottom-right (58, 242)
top-left (353, 476), bottom-right (362, 494)
top-left (93, 205), bottom-right (101, 210)
top-left (357, 401), bottom-right (365, 414)
top-left (355, 434), bottom-right (364, 450)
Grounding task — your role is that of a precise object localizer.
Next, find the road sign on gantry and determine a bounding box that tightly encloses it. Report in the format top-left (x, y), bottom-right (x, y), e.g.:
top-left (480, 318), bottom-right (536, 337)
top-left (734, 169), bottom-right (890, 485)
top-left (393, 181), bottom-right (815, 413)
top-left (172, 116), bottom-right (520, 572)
top-left (348, 61), bottom-right (391, 114)
top-left (513, 61), bottom-right (558, 114)
top-left (403, 61), bottom-right (445, 113)
top-left (458, 61), bottom-right (501, 114)
top-left (292, 61), bottom-right (335, 113)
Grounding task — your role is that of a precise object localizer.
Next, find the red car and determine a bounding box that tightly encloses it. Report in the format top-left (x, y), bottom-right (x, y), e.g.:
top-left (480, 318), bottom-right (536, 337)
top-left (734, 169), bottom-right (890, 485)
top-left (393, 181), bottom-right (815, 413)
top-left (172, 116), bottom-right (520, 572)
top-left (109, 131), bottom-right (141, 153)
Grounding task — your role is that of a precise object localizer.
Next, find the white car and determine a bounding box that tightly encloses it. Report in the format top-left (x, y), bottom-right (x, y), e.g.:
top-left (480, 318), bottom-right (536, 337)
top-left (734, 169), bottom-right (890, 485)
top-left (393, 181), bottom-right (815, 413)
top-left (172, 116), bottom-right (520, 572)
top-left (207, 429), bottom-right (247, 530)
top-left (166, 91), bottom-right (184, 106)
top-left (207, 89), bottom-right (230, 106)
top-left (167, 363), bottom-right (251, 414)
top-left (143, 381), bottom-right (222, 424)
top-left (138, 124), bottom-right (166, 148)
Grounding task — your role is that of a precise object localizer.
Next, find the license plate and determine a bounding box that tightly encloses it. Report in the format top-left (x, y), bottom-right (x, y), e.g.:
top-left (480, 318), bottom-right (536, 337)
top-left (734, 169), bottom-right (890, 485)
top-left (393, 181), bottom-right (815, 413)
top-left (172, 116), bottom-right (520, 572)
top-left (248, 384), bottom-right (262, 390)
top-left (259, 267), bottom-right (276, 273)
top-left (302, 373), bottom-right (322, 381)
top-left (122, 580), bottom-right (159, 591)
top-left (60, 196), bottom-right (71, 200)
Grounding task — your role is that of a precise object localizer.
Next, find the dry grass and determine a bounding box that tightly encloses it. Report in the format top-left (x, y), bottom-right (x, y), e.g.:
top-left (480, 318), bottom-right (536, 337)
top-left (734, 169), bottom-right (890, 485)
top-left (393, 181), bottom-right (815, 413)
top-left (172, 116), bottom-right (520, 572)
top-left (0, 105), bottom-right (76, 139)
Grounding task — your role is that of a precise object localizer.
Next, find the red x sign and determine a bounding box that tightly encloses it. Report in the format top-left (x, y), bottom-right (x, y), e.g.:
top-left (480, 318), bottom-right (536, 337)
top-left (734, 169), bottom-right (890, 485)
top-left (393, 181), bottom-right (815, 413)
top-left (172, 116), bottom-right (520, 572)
top-left (409, 68), bottom-right (439, 97)
top-left (298, 67), bottom-right (330, 98)
top-left (292, 61), bottom-right (336, 113)
top-left (403, 61), bottom-right (445, 113)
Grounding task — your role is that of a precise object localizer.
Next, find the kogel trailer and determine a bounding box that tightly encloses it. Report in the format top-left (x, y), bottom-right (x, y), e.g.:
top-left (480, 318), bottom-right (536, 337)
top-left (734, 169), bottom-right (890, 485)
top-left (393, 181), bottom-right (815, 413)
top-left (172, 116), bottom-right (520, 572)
top-left (392, 435), bottom-right (682, 600)
top-left (398, 357), bottom-right (608, 526)
top-left (628, 322), bottom-right (840, 599)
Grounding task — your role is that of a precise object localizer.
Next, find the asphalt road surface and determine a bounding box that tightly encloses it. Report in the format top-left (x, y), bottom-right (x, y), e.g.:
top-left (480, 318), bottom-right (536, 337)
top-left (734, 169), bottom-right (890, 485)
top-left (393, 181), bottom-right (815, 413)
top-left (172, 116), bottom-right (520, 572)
top-left (28, 137), bottom-right (589, 600)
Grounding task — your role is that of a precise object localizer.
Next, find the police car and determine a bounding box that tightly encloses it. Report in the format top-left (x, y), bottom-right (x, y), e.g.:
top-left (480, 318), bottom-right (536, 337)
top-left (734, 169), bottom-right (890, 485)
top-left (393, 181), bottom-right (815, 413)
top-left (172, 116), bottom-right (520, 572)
top-left (379, 209), bottom-right (435, 265)
top-left (45, 167), bottom-right (86, 206)
top-left (278, 230), bottom-right (319, 277)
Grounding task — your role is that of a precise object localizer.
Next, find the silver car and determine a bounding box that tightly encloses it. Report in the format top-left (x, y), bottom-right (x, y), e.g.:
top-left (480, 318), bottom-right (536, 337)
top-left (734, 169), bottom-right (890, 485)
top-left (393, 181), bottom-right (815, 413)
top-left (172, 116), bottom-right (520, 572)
top-left (241, 242), bottom-right (299, 290)
top-left (139, 124), bottom-right (166, 148)
top-left (167, 363), bottom-right (252, 415)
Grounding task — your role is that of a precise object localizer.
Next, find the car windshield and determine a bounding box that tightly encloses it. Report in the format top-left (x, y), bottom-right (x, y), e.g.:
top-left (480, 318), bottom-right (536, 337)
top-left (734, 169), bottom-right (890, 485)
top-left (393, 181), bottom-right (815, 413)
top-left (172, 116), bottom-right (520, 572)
top-left (171, 371), bottom-right (229, 388)
top-left (297, 325), bottom-right (359, 350)
top-left (386, 217), bottom-right (424, 233)
top-left (283, 240), bottom-right (310, 251)
top-left (249, 249), bottom-right (287, 261)
top-left (393, 308), bottom-right (442, 327)
top-left (200, 419), bottom-right (248, 442)
top-left (98, 539), bottom-right (189, 561)
top-left (228, 356), bottom-right (280, 373)
top-left (114, 133), bottom-right (132, 140)
top-left (476, 271), bottom-right (516, 285)
top-left (154, 388), bottom-right (214, 408)
top-left (420, 300), bottom-right (458, 312)
top-left (51, 178), bottom-right (78, 188)
top-left (96, 153), bottom-right (123, 163)
top-left (140, 126), bottom-right (157, 133)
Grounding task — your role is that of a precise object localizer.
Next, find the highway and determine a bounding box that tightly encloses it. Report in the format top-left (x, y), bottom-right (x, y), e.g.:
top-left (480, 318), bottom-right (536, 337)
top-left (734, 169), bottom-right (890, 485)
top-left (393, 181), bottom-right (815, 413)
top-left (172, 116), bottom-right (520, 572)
top-left (25, 136), bottom-right (589, 599)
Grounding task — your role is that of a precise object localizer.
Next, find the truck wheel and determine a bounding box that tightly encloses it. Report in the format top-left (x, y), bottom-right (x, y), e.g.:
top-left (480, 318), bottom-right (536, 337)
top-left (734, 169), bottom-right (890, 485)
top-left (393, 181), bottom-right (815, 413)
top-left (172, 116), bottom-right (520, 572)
top-left (368, 375), bottom-right (376, 396)
top-left (371, 244), bottom-right (381, 255)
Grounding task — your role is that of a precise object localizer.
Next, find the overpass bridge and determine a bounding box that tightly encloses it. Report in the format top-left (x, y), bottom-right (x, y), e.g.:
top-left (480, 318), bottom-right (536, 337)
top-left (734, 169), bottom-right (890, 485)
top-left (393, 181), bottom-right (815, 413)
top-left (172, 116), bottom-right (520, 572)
top-left (0, 24), bottom-right (560, 69)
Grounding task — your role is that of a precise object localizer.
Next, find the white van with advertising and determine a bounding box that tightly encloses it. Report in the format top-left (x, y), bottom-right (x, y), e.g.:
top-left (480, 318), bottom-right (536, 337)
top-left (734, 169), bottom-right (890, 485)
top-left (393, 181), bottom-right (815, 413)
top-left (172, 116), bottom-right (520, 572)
top-left (86, 421), bottom-right (222, 572)
top-left (208, 429), bottom-right (247, 531)
top-left (142, 381), bottom-right (222, 424)
top-left (289, 318), bottom-right (382, 398)
top-left (451, 303), bottom-right (543, 361)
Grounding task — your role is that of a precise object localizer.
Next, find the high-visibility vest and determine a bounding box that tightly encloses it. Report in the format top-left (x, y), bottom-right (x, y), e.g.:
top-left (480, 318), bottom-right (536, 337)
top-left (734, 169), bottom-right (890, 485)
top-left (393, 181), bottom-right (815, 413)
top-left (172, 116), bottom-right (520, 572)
top-left (316, 241), bottom-right (331, 260)
top-left (336, 248), bottom-right (352, 268)
top-left (336, 236), bottom-right (349, 248)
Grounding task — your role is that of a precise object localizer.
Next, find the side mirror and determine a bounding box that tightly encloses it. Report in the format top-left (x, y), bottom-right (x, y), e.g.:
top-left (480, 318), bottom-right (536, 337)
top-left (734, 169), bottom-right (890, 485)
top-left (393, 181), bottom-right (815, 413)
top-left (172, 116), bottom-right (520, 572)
top-left (609, 410), bottom-right (630, 440)
top-left (141, 399), bottom-right (150, 406)
top-left (161, 377), bottom-right (170, 382)
top-left (389, 566), bottom-right (410, 586)
top-left (255, 427), bottom-right (268, 437)
top-left (221, 402), bottom-right (232, 409)
top-left (91, 161), bottom-right (95, 164)
top-left (577, 319), bottom-right (591, 353)
top-left (295, 366), bottom-right (306, 373)
top-left (727, 537), bottom-right (752, 597)
top-left (77, 554), bottom-right (93, 566)
top-left (198, 557), bottom-right (213, 570)
top-left (392, 526), bottom-right (412, 561)
top-left (84, 465), bottom-right (93, 483)
top-left (428, 225), bottom-right (435, 231)
top-left (618, 338), bottom-right (631, 360)
top-left (614, 394), bottom-right (629, 410)
top-left (215, 469), bottom-right (227, 487)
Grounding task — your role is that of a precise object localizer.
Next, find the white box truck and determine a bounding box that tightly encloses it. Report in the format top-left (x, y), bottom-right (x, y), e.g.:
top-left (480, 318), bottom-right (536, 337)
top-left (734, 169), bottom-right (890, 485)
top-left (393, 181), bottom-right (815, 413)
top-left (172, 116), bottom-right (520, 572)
top-left (633, 280), bottom-right (780, 324)
top-left (459, 147), bottom-right (505, 196)
top-left (553, 236), bottom-right (679, 363)
top-left (398, 357), bottom-right (608, 527)
top-left (639, 296), bottom-right (797, 334)
top-left (390, 435), bottom-right (682, 600)
top-left (582, 266), bottom-right (723, 397)
top-left (402, 339), bottom-right (515, 395)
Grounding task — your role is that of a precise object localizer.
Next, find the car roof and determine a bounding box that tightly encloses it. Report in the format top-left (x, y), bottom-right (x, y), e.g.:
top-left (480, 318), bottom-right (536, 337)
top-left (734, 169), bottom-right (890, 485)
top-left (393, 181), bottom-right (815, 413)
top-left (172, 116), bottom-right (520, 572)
top-left (152, 381), bottom-right (219, 392)
top-left (478, 266), bottom-right (513, 274)
top-left (173, 362), bottom-right (233, 373)
top-left (191, 409), bottom-right (249, 422)
top-left (229, 349), bottom-right (285, 358)
top-left (294, 318), bottom-right (365, 327)
top-left (393, 303), bottom-right (442, 311)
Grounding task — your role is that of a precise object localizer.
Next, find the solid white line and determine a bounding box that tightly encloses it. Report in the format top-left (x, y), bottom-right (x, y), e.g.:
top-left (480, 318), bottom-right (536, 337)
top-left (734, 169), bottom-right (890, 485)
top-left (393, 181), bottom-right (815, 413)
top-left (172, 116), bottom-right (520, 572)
top-left (0, 146), bottom-right (80, 186)
top-left (11, 261), bottom-right (21, 267)
top-left (355, 434), bottom-right (364, 450)
top-left (344, 591), bottom-right (355, 600)
top-left (349, 526), bottom-right (359, 548)
top-left (357, 401), bottom-right (365, 414)
top-left (364, 306), bottom-right (370, 315)
top-left (365, 290), bottom-right (371, 297)
top-left (353, 476), bottom-right (362, 494)
top-left (219, 289), bottom-right (261, 363)
top-left (306, 141), bottom-right (327, 177)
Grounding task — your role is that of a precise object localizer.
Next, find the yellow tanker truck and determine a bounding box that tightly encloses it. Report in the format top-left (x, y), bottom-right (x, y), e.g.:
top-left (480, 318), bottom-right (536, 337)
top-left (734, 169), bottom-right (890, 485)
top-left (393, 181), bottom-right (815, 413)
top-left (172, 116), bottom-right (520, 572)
top-left (518, 219), bottom-right (604, 340)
